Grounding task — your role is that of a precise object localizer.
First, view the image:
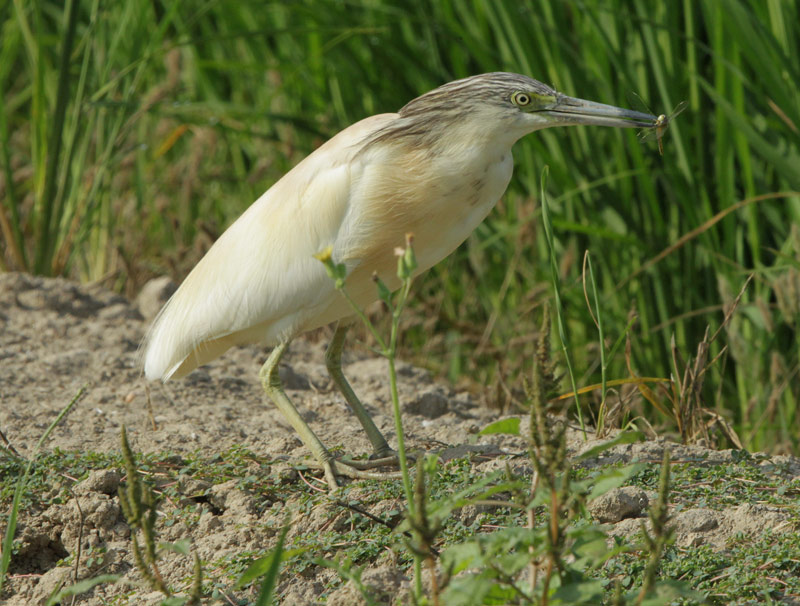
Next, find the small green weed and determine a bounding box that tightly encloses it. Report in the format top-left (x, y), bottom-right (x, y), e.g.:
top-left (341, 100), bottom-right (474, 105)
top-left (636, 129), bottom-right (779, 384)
top-left (118, 426), bottom-right (202, 605)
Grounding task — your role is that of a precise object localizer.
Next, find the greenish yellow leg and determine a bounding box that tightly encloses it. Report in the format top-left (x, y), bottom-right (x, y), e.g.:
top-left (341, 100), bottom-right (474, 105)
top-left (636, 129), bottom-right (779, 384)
top-left (326, 322), bottom-right (394, 459)
top-left (260, 338), bottom-right (402, 490)
top-left (260, 340), bottom-right (339, 489)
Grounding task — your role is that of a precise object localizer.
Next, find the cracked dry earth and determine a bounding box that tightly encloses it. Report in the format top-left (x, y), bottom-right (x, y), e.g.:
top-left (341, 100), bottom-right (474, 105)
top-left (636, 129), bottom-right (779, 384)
top-left (1, 272), bottom-right (799, 604)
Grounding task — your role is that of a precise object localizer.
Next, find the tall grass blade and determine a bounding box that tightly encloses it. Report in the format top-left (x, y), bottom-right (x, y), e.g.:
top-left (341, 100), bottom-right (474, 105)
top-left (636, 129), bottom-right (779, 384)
top-left (540, 167), bottom-right (585, 435)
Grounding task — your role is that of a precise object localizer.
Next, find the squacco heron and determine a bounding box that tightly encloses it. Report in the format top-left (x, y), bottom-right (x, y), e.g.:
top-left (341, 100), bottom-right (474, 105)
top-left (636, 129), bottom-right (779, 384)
top-left (143, 72), bottom-right (656, 490)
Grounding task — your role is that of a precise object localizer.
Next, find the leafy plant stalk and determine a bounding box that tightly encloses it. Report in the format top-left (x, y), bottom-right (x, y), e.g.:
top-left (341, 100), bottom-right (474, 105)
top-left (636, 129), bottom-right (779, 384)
top-left (583, 251), bottom-right (609, 434)
top-left (118, 426), bottom-right (169, 595)
top-left (315, 234), bottom-right (422, 595)
top-left (635, 449), bottom-right (673, 605)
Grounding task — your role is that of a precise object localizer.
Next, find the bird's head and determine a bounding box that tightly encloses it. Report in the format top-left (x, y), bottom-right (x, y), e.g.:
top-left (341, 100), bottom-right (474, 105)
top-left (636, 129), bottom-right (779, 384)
top-left (372, 72), bottom-right (657, 152)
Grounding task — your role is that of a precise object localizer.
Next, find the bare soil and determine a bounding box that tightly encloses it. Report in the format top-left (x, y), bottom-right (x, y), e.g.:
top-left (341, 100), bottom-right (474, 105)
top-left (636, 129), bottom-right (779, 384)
top-left (1, 272), bottom-right (798, 604)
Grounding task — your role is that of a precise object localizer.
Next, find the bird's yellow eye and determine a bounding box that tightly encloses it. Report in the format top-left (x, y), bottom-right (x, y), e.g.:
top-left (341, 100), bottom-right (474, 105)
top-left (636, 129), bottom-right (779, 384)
top-left (511, 91), bottom-right (531, 107)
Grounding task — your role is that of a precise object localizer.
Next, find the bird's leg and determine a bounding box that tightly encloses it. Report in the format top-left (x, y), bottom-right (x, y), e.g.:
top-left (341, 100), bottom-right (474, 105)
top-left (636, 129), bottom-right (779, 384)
top-left (260, 340), bottom-right (339, 489)
top-left (260, 339), bottom-right (402, 490)
top-left (325, 322), bottom-right (395, 460)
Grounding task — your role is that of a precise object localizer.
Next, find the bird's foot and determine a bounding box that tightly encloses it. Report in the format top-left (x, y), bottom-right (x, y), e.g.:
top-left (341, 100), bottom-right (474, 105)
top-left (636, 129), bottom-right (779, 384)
top-left (366, 450), bottom-right (420, 468)
top-left (304, 456), bottom-right (409, 490)
top-left (369, 446), bottom-right (399, 461)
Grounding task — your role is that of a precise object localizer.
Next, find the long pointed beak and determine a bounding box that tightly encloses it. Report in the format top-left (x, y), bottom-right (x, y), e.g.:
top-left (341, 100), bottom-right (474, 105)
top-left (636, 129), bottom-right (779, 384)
top-left (546, 95), bottom-right (656, 128)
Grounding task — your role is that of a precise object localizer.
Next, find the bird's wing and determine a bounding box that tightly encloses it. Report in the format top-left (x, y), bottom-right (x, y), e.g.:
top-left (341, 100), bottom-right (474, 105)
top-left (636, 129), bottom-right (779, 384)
top-left (143, 113), bottom-right (397, 381)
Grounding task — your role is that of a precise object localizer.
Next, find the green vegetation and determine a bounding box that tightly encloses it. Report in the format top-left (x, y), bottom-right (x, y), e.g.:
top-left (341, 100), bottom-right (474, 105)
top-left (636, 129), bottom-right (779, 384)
top-left (3, 419), bottom-right (799, 603)
top-left (2, 0), bottom-right (798, 452)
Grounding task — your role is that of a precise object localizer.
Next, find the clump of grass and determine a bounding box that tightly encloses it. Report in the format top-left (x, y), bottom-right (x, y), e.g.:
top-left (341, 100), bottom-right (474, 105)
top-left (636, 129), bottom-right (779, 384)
top-left (626, 275), bottom-right (752, 448)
